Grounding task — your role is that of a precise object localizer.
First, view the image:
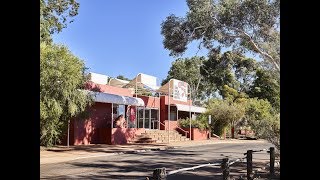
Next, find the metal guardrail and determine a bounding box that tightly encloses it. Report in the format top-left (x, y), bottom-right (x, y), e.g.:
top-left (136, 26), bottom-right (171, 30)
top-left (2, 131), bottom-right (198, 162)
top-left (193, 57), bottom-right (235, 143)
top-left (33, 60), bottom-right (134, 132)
top-left (167, 162), bottom-right (220, 175)
top-left (149, 147), bottom-right (277, 180)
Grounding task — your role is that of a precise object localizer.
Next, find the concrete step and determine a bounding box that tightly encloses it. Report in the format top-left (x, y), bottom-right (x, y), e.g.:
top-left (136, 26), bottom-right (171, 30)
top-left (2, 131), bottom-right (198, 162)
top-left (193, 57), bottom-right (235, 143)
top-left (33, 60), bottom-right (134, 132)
top-left (131, 130), bottom-right (189, 144)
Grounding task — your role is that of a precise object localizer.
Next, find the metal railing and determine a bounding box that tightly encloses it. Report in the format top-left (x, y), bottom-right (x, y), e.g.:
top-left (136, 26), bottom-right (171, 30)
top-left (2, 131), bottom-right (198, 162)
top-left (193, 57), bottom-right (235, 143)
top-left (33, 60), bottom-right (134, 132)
top-left (175, 126), bottom-right (189, 137)
top-left (148, 147), bottom-right (278, 180)
top-left (157, 120), bottom-right (166, 130)
top-left (153, 120), bottom-right (189, 138)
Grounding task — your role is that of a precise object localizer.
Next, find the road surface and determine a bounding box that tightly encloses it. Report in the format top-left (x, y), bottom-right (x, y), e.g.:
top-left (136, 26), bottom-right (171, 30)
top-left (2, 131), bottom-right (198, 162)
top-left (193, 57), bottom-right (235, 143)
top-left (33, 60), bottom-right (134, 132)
top-left (41, 141), bottom-right (274, 179)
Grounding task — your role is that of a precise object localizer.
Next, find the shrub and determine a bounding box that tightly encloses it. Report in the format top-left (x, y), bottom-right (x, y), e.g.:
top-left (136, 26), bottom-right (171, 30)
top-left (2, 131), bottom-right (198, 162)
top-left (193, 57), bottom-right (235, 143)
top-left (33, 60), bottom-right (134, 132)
top-left (178, 117), bottom-right (209, 131)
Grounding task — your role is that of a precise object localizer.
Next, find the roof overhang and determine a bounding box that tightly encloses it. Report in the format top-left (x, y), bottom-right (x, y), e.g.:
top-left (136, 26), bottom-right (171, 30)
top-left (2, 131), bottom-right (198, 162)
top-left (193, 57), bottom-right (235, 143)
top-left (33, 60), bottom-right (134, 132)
top-left (85, 90), bottom-right (145, 106)
top-left (173, 104), bottom-right (206, 113)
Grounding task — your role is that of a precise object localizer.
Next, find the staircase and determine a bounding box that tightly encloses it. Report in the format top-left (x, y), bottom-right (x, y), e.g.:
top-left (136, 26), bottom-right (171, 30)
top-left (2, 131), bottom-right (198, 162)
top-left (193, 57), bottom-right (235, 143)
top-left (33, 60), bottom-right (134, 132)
top-left (129, 130), bottom-right (190, 144)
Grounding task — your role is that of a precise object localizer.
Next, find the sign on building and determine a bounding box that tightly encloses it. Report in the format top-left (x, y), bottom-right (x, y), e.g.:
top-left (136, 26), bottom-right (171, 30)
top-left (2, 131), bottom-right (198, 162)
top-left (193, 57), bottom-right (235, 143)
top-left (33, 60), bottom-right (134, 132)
top-left (172, 79), bottom-right (188, 102)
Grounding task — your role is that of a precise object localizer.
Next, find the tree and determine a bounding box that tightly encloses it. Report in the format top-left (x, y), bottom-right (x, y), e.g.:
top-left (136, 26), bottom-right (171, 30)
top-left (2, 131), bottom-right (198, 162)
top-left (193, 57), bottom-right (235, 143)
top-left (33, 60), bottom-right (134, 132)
top-left (162, 56), bottom-right (213, 104)
top-left (116, 75), bottom-right (131, 81)
top-left (40, 0), bottom-right (80, 43)
top-left (201, 50), bottom-right (257, 97)
top-left (161, 0), bottom-right (280, 73)
top-left (205, 99), bottom-right (245, 137)
top-left (247, 68), bottom-right (280, 112)
top-left (243, 98), bottom-right (280, 150)
top-left (40, 42), bottom-right (92, 146)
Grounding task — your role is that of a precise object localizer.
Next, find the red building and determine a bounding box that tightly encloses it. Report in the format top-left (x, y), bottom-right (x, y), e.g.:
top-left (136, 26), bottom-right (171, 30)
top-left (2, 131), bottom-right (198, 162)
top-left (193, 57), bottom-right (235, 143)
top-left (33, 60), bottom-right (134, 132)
top-left (68, 73), bottom-right (207, 145)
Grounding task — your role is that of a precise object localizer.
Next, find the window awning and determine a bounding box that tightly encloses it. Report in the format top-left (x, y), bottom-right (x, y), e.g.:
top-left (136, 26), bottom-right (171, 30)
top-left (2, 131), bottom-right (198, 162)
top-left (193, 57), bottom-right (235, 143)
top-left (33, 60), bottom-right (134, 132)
top-left (173, 104), bottom-right (206, 113)
top-left (85, 90), bottom-right (145, 106)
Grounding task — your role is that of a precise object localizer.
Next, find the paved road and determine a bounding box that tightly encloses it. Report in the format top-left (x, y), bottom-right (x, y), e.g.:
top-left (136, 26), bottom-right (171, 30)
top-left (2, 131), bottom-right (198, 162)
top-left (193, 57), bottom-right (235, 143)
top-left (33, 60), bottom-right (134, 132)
top-left (40, 141), bottom-right (274, 179)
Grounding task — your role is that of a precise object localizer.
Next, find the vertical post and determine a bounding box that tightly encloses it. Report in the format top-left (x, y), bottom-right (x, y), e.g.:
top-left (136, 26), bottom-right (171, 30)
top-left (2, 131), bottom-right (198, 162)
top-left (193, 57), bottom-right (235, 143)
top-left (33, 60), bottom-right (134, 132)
top-left (143, 106), bottom-right (145, 128)
top-left (158, 93), bottom-right (160, 130)
top-left (270, 147), bottom-right (275, 176)
top-left (168, 81), bottom-right (170, 143)
top-left (177, 109), bottom-right (178, 120)
top-left (135, 76), bottom-right (138, 128)
top-left (67, 119), bottom-right (70, 147)
top-left (111, 103), bottom-right (114, 128)
top-left (222, 158), bottom-right (230, 180)
top-left (247, 150), bottom-right (253, 180)
top-left (126, 105), bottom-right (129, 128)
top-left (189, 84), bottom-right (192, 141)
top-left (153, 167), bottom-right (167, 180)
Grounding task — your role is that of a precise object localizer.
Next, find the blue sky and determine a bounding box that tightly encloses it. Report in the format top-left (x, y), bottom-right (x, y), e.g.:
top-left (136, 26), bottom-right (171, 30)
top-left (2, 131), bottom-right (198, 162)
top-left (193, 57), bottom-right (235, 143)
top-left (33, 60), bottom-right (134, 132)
top-left (53, 0), bottom-right (208, 84)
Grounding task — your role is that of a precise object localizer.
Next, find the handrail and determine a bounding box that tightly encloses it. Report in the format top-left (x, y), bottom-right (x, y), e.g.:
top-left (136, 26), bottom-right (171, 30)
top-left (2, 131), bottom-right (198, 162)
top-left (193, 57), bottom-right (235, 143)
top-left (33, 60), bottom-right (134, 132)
top-left (152, 120), bottom-right (189, 137)
top-left (158, 121), bottom-right (166, 129)
top-left (175, 126), bottom-right (189, 137)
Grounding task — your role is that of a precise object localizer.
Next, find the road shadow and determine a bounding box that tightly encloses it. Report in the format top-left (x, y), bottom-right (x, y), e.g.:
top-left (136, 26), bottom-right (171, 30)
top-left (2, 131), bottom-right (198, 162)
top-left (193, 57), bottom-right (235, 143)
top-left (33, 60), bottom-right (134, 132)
top-left (41, 143), bottom-right (278, 179)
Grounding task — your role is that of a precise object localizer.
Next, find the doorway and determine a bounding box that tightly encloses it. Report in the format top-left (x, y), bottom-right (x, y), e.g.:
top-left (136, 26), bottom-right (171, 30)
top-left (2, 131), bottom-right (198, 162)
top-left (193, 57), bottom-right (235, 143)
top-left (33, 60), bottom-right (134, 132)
top-left (137, 107), bottom-right (159, 129)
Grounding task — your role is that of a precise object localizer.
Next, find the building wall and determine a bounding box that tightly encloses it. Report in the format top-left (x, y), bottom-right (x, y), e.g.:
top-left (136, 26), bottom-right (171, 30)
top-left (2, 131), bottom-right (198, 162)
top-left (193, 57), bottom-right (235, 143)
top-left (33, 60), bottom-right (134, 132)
top-left (160, 95), bottom-right (192, 130)
top-left (73, 102), bottom-right (112, 145)
top-left (160, 95), bottom-right (192, 106)
top-left (111, 128), bottom-right (145, 144)
top-left (70, 86), bottom-right (204, 145)
top-left (137, 95), bottom-right (160, 108)
top-left (181, 128), bottom-right (209, 140)
top-left (163, 120), bottom-right (179, 130)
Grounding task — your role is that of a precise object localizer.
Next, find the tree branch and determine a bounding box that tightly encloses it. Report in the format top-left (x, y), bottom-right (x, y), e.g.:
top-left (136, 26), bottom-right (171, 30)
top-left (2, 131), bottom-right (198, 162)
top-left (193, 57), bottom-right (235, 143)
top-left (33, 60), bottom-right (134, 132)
top-left (190, 26), bottom-right (205, 37)
top-left (212, 17), bottom-right (280, 72)
top-left (195, 41), bottom-right (203, 56)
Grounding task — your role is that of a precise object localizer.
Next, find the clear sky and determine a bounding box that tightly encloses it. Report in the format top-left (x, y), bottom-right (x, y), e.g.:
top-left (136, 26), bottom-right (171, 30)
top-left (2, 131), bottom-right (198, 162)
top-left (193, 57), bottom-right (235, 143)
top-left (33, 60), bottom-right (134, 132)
top-left (53, 0), bottom-right (208, 84)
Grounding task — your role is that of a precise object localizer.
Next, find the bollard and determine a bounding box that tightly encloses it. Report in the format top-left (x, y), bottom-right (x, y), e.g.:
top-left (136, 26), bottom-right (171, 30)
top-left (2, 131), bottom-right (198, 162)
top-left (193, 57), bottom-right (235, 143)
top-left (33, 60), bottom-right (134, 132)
top-left (222, 158), bottom-right (230, 180)
top-left (246, 150), bottom-right (253, 180)
top-left (153, 167), bottom-right (167, 180)
top-left (270, 147), bottom-right (275, 176)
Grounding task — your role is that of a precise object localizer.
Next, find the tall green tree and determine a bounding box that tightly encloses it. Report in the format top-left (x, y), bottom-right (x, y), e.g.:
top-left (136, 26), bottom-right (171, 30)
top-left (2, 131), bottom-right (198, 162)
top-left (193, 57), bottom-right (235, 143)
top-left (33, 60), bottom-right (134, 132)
top-left (201, 50), bottom-right (257, 97)
top-left (161, 56), bottom-right (212, 104)
top-left (244, 98), bottom-right (280, 150)
top-left (40, 42), bottom-right (92, 146)
top-left (40, 0), bottom-right (80, 43)
top-left (161, 0), bottom-right (280, 73)
top-left (247, 68), bottom-right (280, 112)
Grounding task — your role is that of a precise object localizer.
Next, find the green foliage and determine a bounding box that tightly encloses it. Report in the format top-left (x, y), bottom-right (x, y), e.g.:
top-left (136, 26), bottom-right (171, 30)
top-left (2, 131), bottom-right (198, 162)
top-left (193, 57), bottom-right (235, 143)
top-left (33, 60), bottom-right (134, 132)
top-left (162, 56), bottom-right (212, 102)
top-left (116, 75), bottom-right (131, 81)
top-left (40, 42), bottom-right (92, 147)
top-left (205, 99), bottom-right (245, 136)
top-left (40, 0), bottom-right (80, 43)
top-left (201, 50), bottom-right (258, 97)
top-left (247, 68), bottom-right (280, 112)
top-left (161, 0), bottom-right (280, 72)
top-left (178, 117), bottom-right (209, 131)
top-left (243, 98), bottom-right (280, 149)
top-left (221, 85), bottom-right (248, 103)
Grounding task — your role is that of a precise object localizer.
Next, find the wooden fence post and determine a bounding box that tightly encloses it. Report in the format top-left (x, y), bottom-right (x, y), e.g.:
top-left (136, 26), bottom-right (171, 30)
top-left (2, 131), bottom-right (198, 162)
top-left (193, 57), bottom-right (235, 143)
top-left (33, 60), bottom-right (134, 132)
top-left (270, 147), bottom-right (275, 176)
top-left (222, 158), bottom-right (230, 180)
top-left (153, 167), bottom-right (167, 180)
top-left (247, 150), bottom-right (253, 180)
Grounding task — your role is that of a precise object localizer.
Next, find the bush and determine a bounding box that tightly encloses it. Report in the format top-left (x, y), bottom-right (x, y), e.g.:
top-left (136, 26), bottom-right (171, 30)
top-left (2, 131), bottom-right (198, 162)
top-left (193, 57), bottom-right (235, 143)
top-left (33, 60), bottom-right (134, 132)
top-left (178, 117), bottom-right (209, 131)
top-left (206, 99), bottom-right (245, 136)
top-left (244, 98), bottom-right (280, 150)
